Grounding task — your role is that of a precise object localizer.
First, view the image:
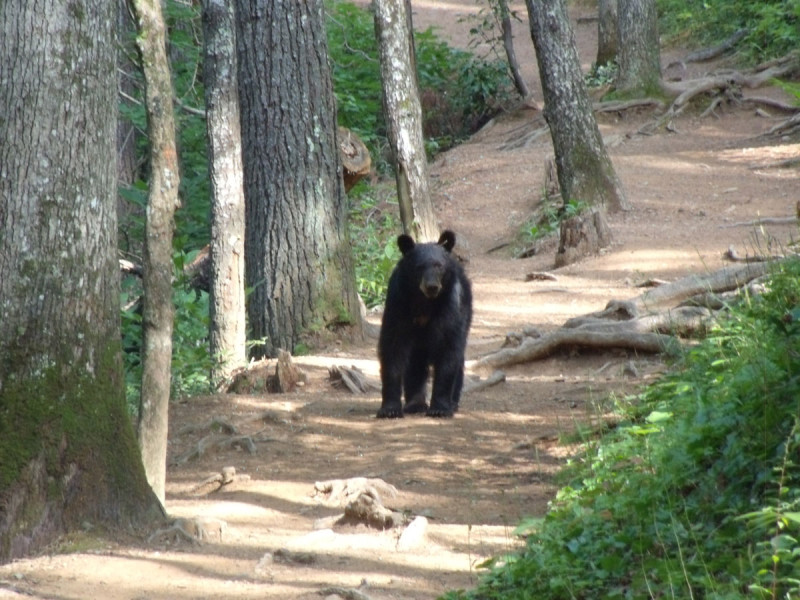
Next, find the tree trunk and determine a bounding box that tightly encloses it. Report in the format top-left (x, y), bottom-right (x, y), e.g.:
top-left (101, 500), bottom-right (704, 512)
top-left (616, 0), bottom-right (660, 94)
top-left (201, 0), bottom-right (247, 384)
top-left (525, 0), bottom-right (629, 266)
top-left (236, 0), bottom-right (363, 358)
top-left (373, 0), bottom-right (440, 243)
top-left (596, 0), bottom-right (618, 67)
top-left (117, 0), bottom-right (144, 257)
top-left (0, 0), bottom-right (163, 563)
top-left (499, 0), bottom-right (531, 100)
top-left (130, 0), bottom-right (181, 506)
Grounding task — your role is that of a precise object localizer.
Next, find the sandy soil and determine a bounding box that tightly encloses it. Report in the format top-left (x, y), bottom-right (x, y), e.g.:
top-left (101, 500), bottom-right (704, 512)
top-left (2, 2), bottom-right (798, 599)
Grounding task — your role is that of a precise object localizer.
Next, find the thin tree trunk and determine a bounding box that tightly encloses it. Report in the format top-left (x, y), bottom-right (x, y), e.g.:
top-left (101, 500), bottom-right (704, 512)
top-left (499, 0), bottom-right (531, 100)
top-left (525, 0), bottom-right (628, 266)
top-left (236, 0), bottom-right (363, 358)
top-left (0, 0), bottom-right (163, 562)
top-left (130, 0), bottom-right (181, 506)
top-left (596, 0), bottom-right (618, 67)
top-left (202, 0), bottom-right (246, 384)
top-left (373, 0), bottom-right (439, 243)
top-left (616, 0), bottom-right (660, 94)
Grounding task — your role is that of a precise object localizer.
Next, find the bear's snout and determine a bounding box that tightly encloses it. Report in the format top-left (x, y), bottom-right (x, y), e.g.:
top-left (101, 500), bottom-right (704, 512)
top-left (420, 278), bottom-right (442, 298)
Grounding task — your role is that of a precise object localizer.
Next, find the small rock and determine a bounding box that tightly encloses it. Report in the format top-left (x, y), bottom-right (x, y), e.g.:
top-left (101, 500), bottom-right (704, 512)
top-left (397, 516), bottom-right (428, 551)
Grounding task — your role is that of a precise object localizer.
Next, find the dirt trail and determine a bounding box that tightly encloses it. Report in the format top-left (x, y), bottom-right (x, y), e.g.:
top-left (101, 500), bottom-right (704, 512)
top-left (2, 2), bottom-right (798, 599)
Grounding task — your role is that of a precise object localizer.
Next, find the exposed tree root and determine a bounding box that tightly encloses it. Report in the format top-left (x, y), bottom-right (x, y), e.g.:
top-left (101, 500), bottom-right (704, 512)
top-left (475, 260), bottom-right (777, 371)
top-left (190, 465), bottom-right (252, 495)
top-left (313, 477), bottom-right (405, 531)
top-left (760, 112), bottom-right (800, 138)
top-left (644, 52), bottom-right (800, 132)
top-left (632, 261), bottom-right (770, 310)
top-left (170, 433), bottom-right (257, 465)
top-left (313, 477), bottom-right (398, 507)
top-left (319, 585), bottom-right (374, 600)
top-left (742, 96), bottom-right (800, 114)
top-left (724, 245), bottom-right (787, 263)
top-left (177, 417), bottom-right (238, 436)
top-left (663, 29), bottom-right (748, 75)
top-left (475, 328), bottom-right (679, 371)
top-left (594, 98), bottom-right (666, 113)
top-left (148, 516), bottom-right (228, 546)
top-left (463, 370), bottom-right (506, 394)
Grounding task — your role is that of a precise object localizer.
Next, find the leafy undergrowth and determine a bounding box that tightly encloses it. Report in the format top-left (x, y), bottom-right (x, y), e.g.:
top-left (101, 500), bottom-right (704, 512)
top-left (444, 257), bottom-right (800, 600)
top-left (657, 0), bottom-right (800, 65)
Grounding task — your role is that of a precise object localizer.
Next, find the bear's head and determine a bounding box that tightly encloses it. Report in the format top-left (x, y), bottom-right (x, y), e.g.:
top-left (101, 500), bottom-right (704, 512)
top-left (397, 230), bottom-right (457, 299)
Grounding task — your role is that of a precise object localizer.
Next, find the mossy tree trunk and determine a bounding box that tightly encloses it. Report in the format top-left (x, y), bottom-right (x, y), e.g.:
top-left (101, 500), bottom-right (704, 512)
top-left (616, 0), bottom-right (660, 95)
top-left (130, 0), bottom-right (181, 506)
top-left (0, 0), bottom-right (163, 563)
top-left (235, 0), bottom-right (363, 358)
top-left (373, 0), bottom-right (440, 243)
top-left (525, 0), bottom-right (629, 267)
top-left (202, 0), bottom-right (247, 384)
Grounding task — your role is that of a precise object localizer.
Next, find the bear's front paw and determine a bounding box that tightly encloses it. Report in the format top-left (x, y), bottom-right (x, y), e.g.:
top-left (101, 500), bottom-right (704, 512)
top-left (377, 406), bottom-right (404, 419)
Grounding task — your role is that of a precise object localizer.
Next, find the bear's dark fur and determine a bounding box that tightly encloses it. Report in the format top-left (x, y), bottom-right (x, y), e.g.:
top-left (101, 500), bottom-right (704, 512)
top-left (377, 230), bottom-right (473, 418)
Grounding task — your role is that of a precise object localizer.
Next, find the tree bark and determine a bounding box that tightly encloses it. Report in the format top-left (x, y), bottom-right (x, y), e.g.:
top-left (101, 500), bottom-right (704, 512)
top-left (596, 0), bottom-right (618, 67)
top-left (525, 0), bottom-right (629, 266)
top-left (373, 0), bottom-right (440, 242)
top-left (130, 0), bottom-right (181, 505)
top-left (616, 0), bottom-right (660, 94)
top-left (0, 0), bottom-right (163, 563)
top-left (201, 0), bottom-right (247, 384)
top-left (236, 0), bottom-right (363, 357)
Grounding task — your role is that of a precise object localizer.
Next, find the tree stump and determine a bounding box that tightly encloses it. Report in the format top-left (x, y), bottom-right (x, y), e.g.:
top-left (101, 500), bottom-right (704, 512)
top-left (338, 126), bottom-right (371, 192)
top-left (555, 208), bottom-right (612, 267)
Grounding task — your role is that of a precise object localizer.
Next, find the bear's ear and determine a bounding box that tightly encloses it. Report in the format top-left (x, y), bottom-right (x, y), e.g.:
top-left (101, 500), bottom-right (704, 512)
top-left (397, 234), bottom-right (415, 255)
top-left (438, 230), bottom-right (456, 253)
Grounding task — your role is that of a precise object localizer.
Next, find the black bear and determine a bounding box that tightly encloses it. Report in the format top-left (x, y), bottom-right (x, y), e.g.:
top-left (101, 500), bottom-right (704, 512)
top-left (377, 230), bottom-right (473, 418)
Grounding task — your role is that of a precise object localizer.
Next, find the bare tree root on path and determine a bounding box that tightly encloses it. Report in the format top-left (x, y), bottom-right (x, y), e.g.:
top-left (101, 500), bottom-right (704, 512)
top-left (474, 261), bottom-right (777, 371)
top-left (650, 52), bottom-right (800, 133)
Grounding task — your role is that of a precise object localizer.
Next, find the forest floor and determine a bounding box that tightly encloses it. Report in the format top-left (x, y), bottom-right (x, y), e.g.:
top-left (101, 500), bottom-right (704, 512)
top-left (2, 1), bottom-right (799, 599)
